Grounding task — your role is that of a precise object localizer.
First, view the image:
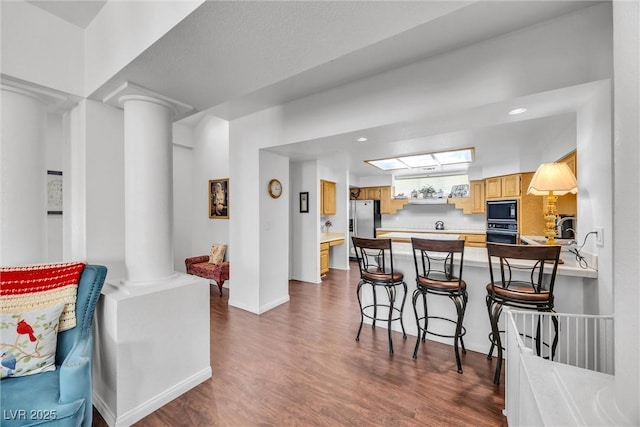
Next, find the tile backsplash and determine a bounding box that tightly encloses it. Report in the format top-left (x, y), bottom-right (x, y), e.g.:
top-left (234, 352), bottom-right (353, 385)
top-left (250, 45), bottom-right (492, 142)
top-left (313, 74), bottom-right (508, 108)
top-left (381, 203), bottom-right (485, 231)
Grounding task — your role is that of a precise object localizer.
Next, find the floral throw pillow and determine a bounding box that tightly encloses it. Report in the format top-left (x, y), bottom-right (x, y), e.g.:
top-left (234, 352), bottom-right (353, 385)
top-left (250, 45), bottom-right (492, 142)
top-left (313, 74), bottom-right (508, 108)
top-left (209, 244), bottom-right (227, 265)
top-left (0, 303), bottom-right (65, 379)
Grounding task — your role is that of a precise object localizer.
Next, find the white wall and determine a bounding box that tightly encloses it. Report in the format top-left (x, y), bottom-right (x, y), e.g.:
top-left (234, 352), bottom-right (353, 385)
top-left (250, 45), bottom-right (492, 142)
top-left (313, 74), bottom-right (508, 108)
top-left (318, 164), bottom-right (349, 271)
top-left (259, 150), bottom-right (290, 311)
top-left (173, 145), bottom-right (193, 272)
top-left (229, 107), bottom-right (288, 314)
top-left (290, 160), bottom-right (320, 283)
top-left (189, 115), bottom-right (230, 259)
top-left (46, 113), bottom-right (64, 262)
top-left (0, 1), bottom-right (84, 96)
top-left (85, 100), bottom-right (125, 277)
top-left (576, 83), bottom-right (613, 315)
top-left (612, 0), bottom-right (640, 420)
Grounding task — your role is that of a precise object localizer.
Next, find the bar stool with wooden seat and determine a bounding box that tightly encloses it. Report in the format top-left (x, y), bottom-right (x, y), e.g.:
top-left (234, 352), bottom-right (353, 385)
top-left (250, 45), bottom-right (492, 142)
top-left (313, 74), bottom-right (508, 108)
top-left (351, 236), bottom-right (407, 354)
top-left (411, 237), bottom-right (468, 373)
top-left (485, 242), bottom-right (561, 384)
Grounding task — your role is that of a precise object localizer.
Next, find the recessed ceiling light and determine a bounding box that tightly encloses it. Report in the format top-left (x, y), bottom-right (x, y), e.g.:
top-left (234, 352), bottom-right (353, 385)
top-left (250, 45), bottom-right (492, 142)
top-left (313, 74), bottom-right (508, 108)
top-left (509, 108), bottom-right (527, 115)
top-left (356, 137), bottom-right (368, 142)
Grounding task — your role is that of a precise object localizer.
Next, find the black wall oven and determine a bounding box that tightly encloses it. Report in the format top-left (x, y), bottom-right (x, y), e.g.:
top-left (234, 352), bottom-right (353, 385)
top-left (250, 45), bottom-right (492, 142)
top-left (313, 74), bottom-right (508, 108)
top-left (486, 200), bottom-right (518, 244)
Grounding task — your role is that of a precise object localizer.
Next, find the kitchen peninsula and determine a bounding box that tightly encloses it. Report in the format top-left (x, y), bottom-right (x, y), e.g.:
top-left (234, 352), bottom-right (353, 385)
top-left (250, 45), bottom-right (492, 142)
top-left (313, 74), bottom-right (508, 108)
top-left (359, 239), bottom-right (597, 356)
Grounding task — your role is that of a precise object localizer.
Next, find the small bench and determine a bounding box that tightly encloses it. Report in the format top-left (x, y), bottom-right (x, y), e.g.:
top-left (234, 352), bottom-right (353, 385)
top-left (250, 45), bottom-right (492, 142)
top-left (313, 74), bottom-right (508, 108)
top-left (185, 256), bottom-right (230, 296)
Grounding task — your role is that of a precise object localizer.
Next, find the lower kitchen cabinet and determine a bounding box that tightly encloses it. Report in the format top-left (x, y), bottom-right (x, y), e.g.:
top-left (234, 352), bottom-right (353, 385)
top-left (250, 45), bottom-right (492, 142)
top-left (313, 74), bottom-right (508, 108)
top-left (320, 238), bottom-right (345, 276)
top-left (320, 242), bottom-right (330, 275)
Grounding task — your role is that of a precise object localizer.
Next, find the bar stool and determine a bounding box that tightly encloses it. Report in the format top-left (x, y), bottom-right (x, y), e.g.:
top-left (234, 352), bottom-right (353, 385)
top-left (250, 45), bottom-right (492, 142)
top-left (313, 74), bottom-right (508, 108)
top-left (351, 236), bottom-right (407, 354)
top-left (411, 238), bottom-right (467, 373)
top-left (485, 242), bottom-right (561, 384)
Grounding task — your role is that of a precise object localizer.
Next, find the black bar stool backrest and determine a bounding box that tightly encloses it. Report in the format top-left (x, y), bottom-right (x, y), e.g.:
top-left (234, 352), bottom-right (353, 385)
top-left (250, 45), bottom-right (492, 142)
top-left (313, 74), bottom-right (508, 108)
top-left (486, 243), bottom-right (561, 298)
top-left (351, 237), bottom-right (394, 282)
top-left (411, 238), bottom-right (465, 290)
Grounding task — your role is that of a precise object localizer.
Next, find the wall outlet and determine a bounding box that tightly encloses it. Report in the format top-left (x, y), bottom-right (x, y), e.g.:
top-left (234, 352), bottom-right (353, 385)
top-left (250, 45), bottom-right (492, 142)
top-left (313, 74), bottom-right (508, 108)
top-left (595, 227), bottom-right (604, 246)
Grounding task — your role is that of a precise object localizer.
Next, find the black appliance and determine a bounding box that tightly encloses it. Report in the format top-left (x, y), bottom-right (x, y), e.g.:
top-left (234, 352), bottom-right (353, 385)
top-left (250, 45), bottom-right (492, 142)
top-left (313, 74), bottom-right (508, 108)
top-left (486, 222), bottom-right (518, 244)
top-left (486, 200), bottom-right (517, 222)
top-left (557, 215), bottom-right (576, 239)
top-left (486, 200), bottom-right (518, 244)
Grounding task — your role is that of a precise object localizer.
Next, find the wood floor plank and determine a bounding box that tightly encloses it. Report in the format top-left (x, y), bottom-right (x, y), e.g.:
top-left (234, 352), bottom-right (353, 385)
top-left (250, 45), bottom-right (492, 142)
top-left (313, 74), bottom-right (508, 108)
top-left (93, 264), bottom-right (506, 426)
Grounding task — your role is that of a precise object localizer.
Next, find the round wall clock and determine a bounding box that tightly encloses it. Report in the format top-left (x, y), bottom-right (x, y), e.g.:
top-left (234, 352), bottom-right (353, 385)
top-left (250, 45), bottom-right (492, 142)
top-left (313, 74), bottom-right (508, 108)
top-left (268, 179), bottom-right (282, 199)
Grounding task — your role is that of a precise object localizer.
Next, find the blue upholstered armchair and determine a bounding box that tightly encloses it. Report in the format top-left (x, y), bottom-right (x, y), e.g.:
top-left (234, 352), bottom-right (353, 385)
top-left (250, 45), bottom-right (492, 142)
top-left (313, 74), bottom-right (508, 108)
top-left (1, 265), bottom-right (107, 427)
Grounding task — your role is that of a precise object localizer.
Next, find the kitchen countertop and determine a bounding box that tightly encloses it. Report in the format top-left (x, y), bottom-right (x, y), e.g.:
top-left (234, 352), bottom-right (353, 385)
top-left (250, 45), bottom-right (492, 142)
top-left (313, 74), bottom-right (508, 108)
top-left (376, 232), bottom-right (460, 240)
top-left (390, 242), bottom-right (597, 278)
top-left (321, 232), bottom-right (346, 244)
top-left (377, 227), bottom-right (485, 235)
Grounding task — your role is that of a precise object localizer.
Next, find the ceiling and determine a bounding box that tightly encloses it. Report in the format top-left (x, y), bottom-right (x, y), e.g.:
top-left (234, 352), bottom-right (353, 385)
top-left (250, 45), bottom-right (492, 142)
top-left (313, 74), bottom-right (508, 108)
top-left (26, 0), bottom-right (106, 28)
top-left (28, 0), bottom-right (602, 179)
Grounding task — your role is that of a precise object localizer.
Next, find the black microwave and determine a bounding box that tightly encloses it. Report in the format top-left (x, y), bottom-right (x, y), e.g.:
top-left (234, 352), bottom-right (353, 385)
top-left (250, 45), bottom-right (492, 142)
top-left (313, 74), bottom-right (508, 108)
top-left (486, 200), bottom-right (517, 222)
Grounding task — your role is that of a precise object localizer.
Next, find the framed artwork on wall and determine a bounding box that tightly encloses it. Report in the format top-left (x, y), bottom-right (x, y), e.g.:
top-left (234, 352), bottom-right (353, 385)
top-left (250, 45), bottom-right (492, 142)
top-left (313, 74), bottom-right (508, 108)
top-left (300, 192), bottom-right (309, 213)
top-left (209, 178), bottom-right (229, 219)
top-left (47, 170), bottom-right (63, 215)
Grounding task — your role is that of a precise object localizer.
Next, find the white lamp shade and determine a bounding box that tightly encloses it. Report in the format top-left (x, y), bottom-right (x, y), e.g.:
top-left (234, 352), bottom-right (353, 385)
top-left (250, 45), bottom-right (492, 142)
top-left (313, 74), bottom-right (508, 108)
top-left (527, 162), bottom-right (578, 196)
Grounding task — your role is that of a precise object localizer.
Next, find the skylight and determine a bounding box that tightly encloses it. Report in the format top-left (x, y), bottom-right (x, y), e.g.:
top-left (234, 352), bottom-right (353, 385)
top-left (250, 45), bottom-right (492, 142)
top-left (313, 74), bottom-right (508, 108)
top-left (365, 148), bottom-right (474, 172)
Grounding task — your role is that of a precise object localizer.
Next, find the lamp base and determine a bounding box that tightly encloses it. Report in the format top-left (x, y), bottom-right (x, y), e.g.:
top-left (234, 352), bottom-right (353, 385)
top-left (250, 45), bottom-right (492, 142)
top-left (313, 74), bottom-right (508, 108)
top-left (544, 191), bottom-right (558, 245)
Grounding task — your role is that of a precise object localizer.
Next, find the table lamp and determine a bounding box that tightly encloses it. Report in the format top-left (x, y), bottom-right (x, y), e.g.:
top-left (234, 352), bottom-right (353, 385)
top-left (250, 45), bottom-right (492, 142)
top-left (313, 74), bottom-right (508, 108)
top-left (527, 162), bottom-right (578, 245)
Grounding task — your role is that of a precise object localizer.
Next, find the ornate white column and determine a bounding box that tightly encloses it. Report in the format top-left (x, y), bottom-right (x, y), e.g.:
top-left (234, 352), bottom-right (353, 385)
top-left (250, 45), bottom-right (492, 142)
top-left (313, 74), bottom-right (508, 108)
top-left (0, 79), bottom-right (67, 265)
top-left (104, 83), bottom-right (192, 284)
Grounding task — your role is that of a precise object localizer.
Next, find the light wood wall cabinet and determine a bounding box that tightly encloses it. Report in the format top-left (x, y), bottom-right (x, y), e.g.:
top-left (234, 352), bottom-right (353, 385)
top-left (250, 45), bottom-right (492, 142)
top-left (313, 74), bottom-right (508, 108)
top-left (549, 150), bottom-right (578, 216)
top-left (470, 180), bottom-right (486, 214)
top-left (447, 180), bottom-right (485, 215)
top-left (320, 180), bottom-right (336, 215)
top-left (485, 174), bottom-right (521, 199)
top-left (320, 242), bottom-right (330, 275)
top-left (350, 186), bottom-right (402, 214)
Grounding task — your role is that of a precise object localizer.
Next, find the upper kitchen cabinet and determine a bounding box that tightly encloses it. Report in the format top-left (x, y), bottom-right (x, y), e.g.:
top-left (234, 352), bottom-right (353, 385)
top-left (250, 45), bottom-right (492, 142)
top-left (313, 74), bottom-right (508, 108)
top-left (448, 179), bottom-right (485, 214)
top-left (351, 186), bottom-right (396, 214)
top-left (550, 150), bottom-right (578, 216)
top-left (321, 180), bottom-right (336, 215)
top-left (470, 180), bottom-right (486, 214)
top-left (486, 174), bottom-right (521, 199)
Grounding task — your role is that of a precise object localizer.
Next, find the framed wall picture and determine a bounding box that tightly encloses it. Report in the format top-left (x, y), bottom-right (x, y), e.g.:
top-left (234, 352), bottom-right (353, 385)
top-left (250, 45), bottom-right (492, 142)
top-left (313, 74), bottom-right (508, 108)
top-left (209, 178), bottom-right (229, 219)
top-left (47, 170), bottom-right (63, 215)
top-left (300, 192), bottom-right (309, 213)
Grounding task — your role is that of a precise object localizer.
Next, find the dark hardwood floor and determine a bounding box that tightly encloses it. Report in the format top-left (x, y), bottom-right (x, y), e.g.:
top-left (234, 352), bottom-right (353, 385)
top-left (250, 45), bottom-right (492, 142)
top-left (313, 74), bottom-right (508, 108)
top-left (93, 264), bottom-right (506, 426)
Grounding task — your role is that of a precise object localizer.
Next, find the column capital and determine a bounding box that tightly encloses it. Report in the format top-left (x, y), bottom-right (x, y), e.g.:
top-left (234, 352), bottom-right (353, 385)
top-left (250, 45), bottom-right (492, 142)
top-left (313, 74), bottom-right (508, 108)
top-left (1, 75), bottom-right (81, 113)
top-left (103, 82), bottom-right (193, 119)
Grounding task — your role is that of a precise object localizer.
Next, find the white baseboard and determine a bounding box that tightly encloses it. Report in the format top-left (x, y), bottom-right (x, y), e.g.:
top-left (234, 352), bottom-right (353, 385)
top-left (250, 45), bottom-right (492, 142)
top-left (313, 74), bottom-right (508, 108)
top-left (259, 295), bottom-right (290, 313)
top-left (94, 367), bottom-right (212, 427)
top-left (229, 295), bottom-right (290, 314)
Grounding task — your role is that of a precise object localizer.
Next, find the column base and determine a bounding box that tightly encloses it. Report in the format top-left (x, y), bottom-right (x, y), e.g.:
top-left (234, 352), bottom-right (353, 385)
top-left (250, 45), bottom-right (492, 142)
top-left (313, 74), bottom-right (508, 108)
top-left (92, 273), bottom-right (211, 426)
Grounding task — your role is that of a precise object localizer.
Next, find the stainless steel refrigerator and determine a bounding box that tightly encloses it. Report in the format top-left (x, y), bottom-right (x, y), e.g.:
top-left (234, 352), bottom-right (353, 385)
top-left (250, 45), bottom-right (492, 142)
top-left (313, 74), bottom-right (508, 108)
top-left (349, 200), bottom-right (382, 258)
